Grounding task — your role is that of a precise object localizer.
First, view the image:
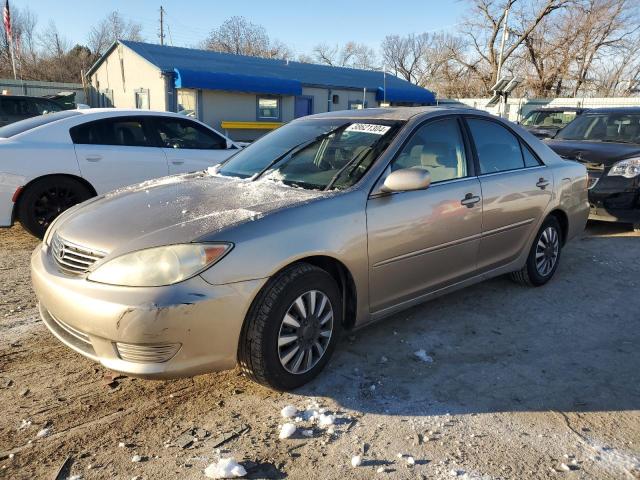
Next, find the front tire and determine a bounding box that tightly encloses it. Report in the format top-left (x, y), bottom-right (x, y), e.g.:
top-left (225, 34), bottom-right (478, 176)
top-left (17, 176), bottom-right (93, 238)
top-left (510, 216), bottom-right (562, 287)
top-left (238, 263), bottom-right (342, 391)
top-left (633, 223), bottom-right (640, 233)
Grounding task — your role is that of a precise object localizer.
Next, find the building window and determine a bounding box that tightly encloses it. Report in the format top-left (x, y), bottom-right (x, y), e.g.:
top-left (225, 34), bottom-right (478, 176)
top-left (135, 89), bottom-right (150, 109)
top-left (177, 89), bottom-right (198, 118)
top-left (257, 96), bottom-right (280, 120)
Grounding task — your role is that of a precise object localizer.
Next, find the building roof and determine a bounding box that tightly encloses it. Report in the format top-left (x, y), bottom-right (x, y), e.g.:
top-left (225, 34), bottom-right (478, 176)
top-left (89, 40), bottom-right (436, 104)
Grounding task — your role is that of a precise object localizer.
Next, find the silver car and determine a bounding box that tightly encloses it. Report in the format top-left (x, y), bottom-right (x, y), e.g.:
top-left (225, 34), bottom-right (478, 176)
top-left (31, 107), bottom-right (589, 390)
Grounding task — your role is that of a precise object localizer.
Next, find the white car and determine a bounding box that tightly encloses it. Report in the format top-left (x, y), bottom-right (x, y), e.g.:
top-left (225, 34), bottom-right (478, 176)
top-left (0, 109), bottom-right (241, 237)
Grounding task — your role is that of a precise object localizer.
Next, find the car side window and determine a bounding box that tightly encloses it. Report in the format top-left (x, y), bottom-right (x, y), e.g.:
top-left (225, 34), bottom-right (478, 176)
top-left (34, 100), bottom-right (62, 114)
top-left (70, 117), bottom-right (154, 147)
top-left (155, 118), bottom-right (226, 150)
top-left (467, 118), bottom-right (525, 174)
top-left (391, 118), bottom-right (467, 183)
top-left (521, 143), bottom-right (542, 167)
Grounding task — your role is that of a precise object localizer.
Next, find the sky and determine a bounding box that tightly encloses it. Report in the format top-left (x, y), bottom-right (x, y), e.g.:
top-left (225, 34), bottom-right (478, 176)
top-left (16, 0), bottom-right (467, 56)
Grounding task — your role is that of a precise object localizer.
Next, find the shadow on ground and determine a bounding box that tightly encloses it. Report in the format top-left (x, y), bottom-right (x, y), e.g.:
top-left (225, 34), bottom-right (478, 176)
top-left (296, 223), bottom-right (640, 417)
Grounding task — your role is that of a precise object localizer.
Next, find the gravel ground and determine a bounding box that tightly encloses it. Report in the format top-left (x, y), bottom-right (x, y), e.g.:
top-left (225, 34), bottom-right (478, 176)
top-left (0, 222), bottom-right (639, 480)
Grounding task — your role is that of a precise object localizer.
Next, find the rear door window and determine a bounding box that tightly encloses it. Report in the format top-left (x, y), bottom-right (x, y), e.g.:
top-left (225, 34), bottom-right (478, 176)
top-left (466, 118), bottom-right (525, 174)
top-left (70, 117), bottom-right (156, 147)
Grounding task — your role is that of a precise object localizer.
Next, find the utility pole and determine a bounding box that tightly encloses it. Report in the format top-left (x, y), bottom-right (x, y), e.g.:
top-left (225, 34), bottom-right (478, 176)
top-left (496, 4), bottom-right (510, 82)
top-left (159, 6), bottom-right (165, 46)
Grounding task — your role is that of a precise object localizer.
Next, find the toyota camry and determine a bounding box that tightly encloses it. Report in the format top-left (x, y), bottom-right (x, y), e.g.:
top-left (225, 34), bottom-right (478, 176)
top-left (31, 107), bottom-right (589, 390)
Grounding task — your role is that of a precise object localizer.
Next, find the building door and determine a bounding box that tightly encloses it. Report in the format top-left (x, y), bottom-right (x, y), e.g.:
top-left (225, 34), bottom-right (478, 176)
top-left (294, 97), bottom-right (313, 118)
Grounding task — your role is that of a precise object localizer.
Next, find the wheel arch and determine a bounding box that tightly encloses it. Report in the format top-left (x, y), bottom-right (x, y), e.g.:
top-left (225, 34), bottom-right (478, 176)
top-left (547, 208), bottom-right (569, 246)
top-left (12, 173), bottom-right (97, 222)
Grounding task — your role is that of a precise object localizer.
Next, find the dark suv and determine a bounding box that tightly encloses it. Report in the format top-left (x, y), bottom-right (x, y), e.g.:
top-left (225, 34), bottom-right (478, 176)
top-left (546, 107), bottom-right (640, 231)
top-left (0, 95), bottom-right (64, 127)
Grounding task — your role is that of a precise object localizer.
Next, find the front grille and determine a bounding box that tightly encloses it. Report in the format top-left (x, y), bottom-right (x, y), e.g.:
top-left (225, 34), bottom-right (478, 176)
top-left (51, 234), bottom-right (106, 275)
top-left (116, 342), bottom-right (181, 363)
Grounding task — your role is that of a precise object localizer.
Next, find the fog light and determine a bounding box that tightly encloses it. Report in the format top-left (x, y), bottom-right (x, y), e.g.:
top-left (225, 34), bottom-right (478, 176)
top-left (115, 342), bottom-right (181, 363)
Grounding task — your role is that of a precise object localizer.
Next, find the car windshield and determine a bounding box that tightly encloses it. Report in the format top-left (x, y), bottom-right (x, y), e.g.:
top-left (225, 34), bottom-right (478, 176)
top-left (521, 110), bottom-right (577, 128)
top-left (217, 119), bottom-right (403, 190)
top-left (0, 110), bottom-right (82, 138)
top-left (555, 112), bottom-right (640, 144)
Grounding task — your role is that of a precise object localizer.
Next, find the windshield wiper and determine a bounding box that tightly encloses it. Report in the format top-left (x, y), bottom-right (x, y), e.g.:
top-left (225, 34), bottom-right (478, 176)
top-left (324, 147), bottom-right (373, 191)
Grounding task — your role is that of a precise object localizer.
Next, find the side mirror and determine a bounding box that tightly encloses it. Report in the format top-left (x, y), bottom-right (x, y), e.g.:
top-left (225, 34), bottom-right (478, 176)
top-left (226, 139), bottom-right (234, 149)
top-left (380, 168), bottom-right (431, 193)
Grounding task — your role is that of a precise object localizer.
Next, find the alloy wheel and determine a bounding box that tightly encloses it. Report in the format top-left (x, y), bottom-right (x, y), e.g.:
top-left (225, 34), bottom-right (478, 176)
top-left (535, 226), bottom-right (560, 277)
top-left (277, 290), bottom-right (334, 374)
top-left (33, 186), bottom-right (79, 228)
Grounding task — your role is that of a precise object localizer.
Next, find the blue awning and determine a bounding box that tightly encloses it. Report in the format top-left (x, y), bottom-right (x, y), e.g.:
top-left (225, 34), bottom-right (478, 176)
top-left (174, 68), bottom-right (302, 95)
top-left (376, 86), bottom-right (435, 104)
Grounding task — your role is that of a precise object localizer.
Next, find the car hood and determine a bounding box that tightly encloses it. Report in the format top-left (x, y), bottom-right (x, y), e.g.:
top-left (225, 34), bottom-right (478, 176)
top-left (545, 139), bottom-right (640, 166)
top-left (54, 172), bottom-right (326, 256)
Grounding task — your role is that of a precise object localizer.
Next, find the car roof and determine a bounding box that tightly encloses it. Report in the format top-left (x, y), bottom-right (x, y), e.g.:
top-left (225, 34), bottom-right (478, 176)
top-left (298, 106), bottom-right (486, 122)
top-left (75, 108), bottom-right (186, 117)
top-left (581, 106), bottom-right (640, 114)
top-left (528, 106), bottom-right (583, 112)
top-left (0, 95), bottom-right (58, 100)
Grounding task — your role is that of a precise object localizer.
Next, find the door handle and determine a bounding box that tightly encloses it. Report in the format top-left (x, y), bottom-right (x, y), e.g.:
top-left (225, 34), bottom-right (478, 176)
top-left (171, 160), bottom-right (185, 165)
top-left (460, 193), bottom-right (481, 208)
top-left (85, 155), bottom-right (102, 162)
top-left (536, 178), bottom-right (550, 189)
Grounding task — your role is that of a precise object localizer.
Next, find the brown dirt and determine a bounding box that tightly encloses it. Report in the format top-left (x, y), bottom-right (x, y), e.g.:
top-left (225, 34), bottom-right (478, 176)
top-left (0, 222), bottom-right (639, 479)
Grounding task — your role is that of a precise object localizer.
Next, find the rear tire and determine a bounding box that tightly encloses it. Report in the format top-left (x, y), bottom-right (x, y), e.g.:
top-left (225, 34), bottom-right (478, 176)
top-left (238, 263), bottom-right (342, 391)
top-left (17, 176), bottom-right (93, 239)
top-left (510, 216), bottom-right (562, 287)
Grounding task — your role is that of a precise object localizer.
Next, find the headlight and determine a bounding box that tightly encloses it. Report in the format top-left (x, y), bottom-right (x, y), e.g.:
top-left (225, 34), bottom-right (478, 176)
top-left (87, 243), bottom-right (232, 287)
top-left (608, 157), bottom-right (640, 178)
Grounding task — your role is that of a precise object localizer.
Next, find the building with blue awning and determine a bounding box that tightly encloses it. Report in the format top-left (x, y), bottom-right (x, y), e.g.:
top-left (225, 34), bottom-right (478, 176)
top-left (86, 40), bottom-right (436, 140)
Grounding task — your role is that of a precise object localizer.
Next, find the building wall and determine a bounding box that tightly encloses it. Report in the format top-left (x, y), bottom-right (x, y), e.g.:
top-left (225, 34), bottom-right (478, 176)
top-left (441, 97), bottom-right (640, 122)
top-left (0, 78), bottom-right (86, 103)
top-left (89, 44), bottom-right (166, 110)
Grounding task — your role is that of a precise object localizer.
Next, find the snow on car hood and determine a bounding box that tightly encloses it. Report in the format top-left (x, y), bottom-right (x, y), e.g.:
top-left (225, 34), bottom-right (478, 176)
top-left (53, 172), bottom-right (326, 256)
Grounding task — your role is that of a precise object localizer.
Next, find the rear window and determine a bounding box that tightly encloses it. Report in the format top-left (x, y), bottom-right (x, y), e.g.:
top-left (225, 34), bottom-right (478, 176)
top-left (0, 110), bottom-right (82, 138)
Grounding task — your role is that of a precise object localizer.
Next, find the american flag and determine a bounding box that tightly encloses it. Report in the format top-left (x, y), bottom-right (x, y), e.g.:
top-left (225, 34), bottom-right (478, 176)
top-left (3, 0), bottom-right (11, 39)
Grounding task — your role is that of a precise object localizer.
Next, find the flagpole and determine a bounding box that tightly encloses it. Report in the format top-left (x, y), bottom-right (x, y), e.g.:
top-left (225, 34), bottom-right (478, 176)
top-left (8, 31), bottom-right (17, 80)
top-left (3, 0), bottom-right (17, 80)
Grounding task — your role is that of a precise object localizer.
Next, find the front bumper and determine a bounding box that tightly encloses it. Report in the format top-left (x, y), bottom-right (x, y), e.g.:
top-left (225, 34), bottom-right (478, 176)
top-left (31, 244), bottom-right (267, 379)
top-left (587, 170), bottom-right (640, 224)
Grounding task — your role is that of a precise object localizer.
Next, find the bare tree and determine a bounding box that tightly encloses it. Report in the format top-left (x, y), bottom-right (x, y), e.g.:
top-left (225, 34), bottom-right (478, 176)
top-left (202, 16), bottom-right (291, 60)
top-left (455, 0), bottom-right (571, 92)
top-left (312, 41), bottom-right (378, 69)
top-left (87, 11), bottom-right (143, 58)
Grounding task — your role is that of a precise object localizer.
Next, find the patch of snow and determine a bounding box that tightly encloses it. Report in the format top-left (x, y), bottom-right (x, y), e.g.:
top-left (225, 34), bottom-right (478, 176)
top-left (351, 455), bottom-right (362, 467)
top-left (204, 458), bottom-right (247, 479)
top-left (302, 429), bottom-right (314, 437)
top-left (406, 456), bottom-right (415, 466)
top-left (281, 405), bottom-right (297, 418)
top-left (18, 419), bottom-right (31, 430)
top-left (279, 423), bottom-right (296, 439)
top-left (131, 455), bottom-right (142, 463)
top-left (318, 414), bottom-right (335, 427)
top-left (414, 349), bottom-right (434, 363)
top-left (36, 427), bottom-right (51, 438)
